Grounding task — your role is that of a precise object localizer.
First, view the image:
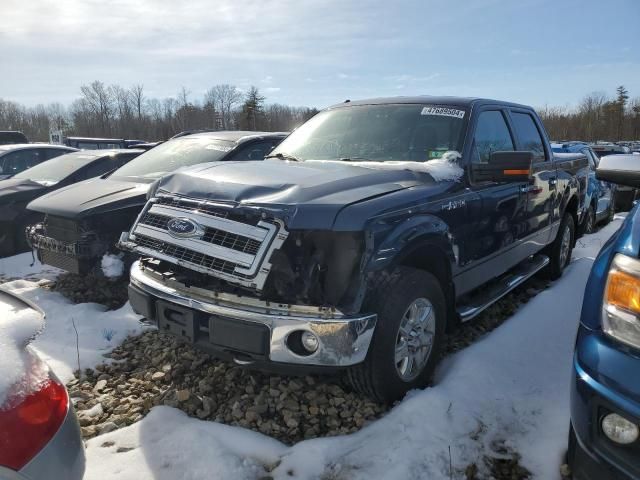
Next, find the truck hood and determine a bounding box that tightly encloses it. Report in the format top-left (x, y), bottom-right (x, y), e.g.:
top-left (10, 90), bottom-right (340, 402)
top-left (157, 159), bottom-right (435, 229)
top-left (27, 177), bottom-right (150, 219)
top-left (0, 178), bottom-right (47, 204)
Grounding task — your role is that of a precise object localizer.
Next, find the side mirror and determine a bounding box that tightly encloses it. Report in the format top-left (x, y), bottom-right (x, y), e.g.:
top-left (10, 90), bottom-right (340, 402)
top-left (596, 155), bottom-right (640, 188)
top-left (472, 151), bottom-right (533, 183)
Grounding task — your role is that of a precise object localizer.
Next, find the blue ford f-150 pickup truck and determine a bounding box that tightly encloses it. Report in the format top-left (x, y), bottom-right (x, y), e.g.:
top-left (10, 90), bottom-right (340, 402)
top-left (121, 96), bottom-right (588, 402)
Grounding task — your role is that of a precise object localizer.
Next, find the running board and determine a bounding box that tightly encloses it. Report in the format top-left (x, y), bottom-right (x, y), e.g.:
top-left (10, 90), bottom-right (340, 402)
top-left (457, 254), bottom-right (549, 322)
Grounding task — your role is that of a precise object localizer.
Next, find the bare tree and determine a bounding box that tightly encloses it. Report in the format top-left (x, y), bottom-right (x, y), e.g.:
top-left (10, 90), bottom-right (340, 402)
top-left (205, 84), bottom-right (242, 129)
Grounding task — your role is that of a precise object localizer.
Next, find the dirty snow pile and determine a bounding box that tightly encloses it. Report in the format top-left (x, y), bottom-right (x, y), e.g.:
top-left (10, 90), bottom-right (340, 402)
top-left (80, 218), bottom-right (623, 479)
top-left (101, 253), bottom-right (125, 278)
top-left (0, 289), bottom-right (45, 407)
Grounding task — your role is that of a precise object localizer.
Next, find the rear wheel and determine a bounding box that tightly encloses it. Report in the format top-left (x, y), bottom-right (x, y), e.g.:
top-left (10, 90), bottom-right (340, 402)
top-left (346, 267), bottom-right (446, 403)
top-left (581, 206), bottom-right (595, 235)
top-left (544, 213), bottom-right (575, 280)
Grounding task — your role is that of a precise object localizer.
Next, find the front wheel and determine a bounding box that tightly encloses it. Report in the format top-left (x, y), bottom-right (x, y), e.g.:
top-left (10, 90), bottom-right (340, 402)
top-left (346, 267), bottom-right (446, 403)
top-left (544, 213), bottom-right (575, 280)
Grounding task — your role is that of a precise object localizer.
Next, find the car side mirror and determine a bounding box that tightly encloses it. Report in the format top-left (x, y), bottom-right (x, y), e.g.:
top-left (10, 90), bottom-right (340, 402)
top-left (472, 151), bottom-right (534, 183)
top-left (596, 155), bottom-right (640, 188)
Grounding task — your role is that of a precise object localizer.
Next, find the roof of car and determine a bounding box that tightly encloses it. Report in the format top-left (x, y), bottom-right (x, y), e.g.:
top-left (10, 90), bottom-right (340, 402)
top-left (181, 131), bottom-right (289, 144)
top-left (68, 148), bottom-right (144, 158)
top-left (327, 96), bottom-right (533, 110)
top-left (0, 143), bottom-right (77, 153)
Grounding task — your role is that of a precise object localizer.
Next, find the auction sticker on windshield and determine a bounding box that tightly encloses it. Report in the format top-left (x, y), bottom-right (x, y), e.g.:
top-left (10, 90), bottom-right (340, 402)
top-left (421, 107), bottom-right (465, 119)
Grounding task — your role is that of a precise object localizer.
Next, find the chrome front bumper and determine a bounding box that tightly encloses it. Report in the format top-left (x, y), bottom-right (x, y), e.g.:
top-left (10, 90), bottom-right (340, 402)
top-left (129, 261), bottom-right (377, 367)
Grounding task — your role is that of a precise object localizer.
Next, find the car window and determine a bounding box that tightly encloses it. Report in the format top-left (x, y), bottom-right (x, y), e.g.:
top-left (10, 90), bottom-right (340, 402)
top-left (230, 141), bottom-right (278, 161)
top-left (0, 149), bottom-right (46, 175)
top-left (77, 158), bottom-right (113, 180)
top-left (45, 148), bottom-right (69, 160)
top-left (510, 112), bottom-right (546, 161)
top-left (472, 110), bottom-right (515, 163)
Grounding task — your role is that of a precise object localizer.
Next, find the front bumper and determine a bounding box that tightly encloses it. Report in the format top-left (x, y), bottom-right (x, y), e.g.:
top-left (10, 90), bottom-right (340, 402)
top-left (570, 326), bottom-right (640, 479)
top-left (128, 260), bottom-right (377, 369)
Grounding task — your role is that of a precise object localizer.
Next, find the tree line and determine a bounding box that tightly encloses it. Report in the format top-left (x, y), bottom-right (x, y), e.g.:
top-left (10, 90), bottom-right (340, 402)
top-left (0, 82), bottom-right (638, 143)
top-left (0, 81), bottom-right (319, 142)
top-left (538, 86), bottom-right (640, 142)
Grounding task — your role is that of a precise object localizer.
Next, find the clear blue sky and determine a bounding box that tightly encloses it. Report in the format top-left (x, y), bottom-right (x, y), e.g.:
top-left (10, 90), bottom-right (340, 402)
top-left (1, 0), bottom-right (638, 109)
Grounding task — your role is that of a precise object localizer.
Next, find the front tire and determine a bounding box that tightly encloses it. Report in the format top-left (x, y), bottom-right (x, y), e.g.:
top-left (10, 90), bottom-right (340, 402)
top-left (580, 206), bottom-right (595, 235)
top-left (545, 213), bottom-right (575, 280)
top-left (346, 267), bottom-right (446, 403)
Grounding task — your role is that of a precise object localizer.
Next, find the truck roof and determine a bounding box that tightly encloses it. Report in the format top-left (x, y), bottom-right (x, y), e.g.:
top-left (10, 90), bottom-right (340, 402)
top-left (182, 131), bottom-right (289, 144)
top-left (329, 96), bottom-right (532, 110)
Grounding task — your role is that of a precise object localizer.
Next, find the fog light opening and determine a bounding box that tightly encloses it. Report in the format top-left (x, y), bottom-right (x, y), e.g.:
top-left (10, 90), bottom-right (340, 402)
top-left (301, 331), bottom-right (319, 353)
top-left (602, 413), bottom-right (639, 445)
top-left (286, 330), bottom-right (319, 356)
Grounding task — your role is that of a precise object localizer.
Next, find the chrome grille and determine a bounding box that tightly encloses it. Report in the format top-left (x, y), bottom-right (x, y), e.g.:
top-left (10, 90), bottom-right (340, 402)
top-left (139, 212), bottom-right (261, 255)
top-left (128, 198), bottom-right (289, 290)
top-left (134, 234), bottom-right (240, 276)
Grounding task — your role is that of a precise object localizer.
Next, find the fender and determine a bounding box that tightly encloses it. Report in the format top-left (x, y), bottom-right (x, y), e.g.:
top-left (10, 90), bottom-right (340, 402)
top-left (363, 213), bottom-right (456, 273)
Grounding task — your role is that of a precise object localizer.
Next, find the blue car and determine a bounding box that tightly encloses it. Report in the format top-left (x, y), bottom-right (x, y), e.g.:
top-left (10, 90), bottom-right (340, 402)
top-left (569, 154), bottom-right (640, 479)
top-left (552, 142), bottom-right (617, 234)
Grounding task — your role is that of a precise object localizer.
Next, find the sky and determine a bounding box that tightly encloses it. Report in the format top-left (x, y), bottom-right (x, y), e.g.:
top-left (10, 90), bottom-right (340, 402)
top-left (1, 0), bottom-right (639, 110)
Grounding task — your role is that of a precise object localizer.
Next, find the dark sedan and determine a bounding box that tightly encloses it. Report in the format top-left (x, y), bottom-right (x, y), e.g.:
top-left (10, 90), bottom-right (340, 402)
top-left (0, 149), bottom-right (142, 257)
top-left (0, 144), bottom-right (78, 180)
top-left (26, 131), bottom-right (288, 274)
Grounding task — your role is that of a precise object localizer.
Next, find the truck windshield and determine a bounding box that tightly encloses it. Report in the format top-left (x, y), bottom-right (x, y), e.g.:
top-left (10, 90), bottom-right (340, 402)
top-left (270, 104), bottom-right (467, 162)
top-left (110, 137), bottom-right (235, 181)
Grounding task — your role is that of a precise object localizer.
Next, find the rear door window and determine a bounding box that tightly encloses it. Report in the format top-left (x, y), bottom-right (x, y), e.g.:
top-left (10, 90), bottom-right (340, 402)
top-left (510, 112), bottom-right (547, 161)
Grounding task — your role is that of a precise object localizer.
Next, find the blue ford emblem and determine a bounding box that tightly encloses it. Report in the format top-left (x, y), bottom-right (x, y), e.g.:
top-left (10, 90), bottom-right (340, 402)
top-left (167, 217), bottom-right (199, 238)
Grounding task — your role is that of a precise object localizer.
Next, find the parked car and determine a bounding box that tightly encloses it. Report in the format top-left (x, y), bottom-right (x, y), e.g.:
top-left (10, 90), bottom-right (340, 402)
top-left (26, 131), bottom-right (288, 274)
top-left (590, 144), bottom-right (637, 212)
top-left (0, 131), bottom-right (29, 145)
top-left (62, 137), bottom-right (146, 150)
top-left (0, 149), bottom-right (143, 257)
top-left (120, 96), bottom-right (588, 403)
top-left (551, 142), bottom-right (616, 233)
top-left (0, 145), bottom-right (77, 180)
top-left (568, 154), bottom-right (640, 479)
top-left (0, 288), bottom-right (85, 480)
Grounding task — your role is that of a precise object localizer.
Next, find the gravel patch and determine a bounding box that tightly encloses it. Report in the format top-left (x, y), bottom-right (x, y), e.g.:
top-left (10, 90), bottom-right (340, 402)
top-left (68, 274), bottom-right (550, 454)
top-left (50, 273), bottom-right (129, 310)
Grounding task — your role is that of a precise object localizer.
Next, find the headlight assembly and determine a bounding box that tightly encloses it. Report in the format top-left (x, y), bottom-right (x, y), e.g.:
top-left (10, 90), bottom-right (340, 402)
top-left (603, 254), bottom-right (640, 348)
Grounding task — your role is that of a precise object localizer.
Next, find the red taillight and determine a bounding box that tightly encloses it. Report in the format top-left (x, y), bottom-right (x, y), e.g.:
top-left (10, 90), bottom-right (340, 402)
top-left (0, 378), bottom-right (68, 470)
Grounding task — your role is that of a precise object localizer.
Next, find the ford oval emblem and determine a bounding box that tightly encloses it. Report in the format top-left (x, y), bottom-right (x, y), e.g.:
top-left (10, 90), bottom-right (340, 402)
top-left (167, 217), bottom-right (200, 238)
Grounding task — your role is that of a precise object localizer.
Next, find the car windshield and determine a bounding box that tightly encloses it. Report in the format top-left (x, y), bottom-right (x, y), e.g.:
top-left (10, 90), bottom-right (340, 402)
top-left (270, 104), bottom-right (467, 162)
top-left (12, 152), bottom-right (97, 184)
top-left (110, 137), bottom-right (235, 181)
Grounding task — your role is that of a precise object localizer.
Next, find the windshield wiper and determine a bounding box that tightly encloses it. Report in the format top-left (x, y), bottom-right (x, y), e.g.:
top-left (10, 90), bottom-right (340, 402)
top-left (265, 152), bottom-right (302, 162)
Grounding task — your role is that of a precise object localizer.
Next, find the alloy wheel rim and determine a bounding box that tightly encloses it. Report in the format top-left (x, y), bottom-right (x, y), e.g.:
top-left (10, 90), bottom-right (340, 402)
top-left (559, 224), bottom-right (572, 268)
top-left (395, 297), bottom-right (436, 382)
top-left (585, 211), bottom-right (594, 233)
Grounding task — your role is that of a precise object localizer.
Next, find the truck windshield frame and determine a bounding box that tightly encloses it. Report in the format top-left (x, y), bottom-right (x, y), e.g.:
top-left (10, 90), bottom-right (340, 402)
top-left (270, 104), bottom-right (469, 163)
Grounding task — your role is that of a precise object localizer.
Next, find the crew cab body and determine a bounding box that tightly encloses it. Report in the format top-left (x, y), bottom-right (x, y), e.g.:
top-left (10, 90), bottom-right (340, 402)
top-left (122, 97), bottom-right (588, 402)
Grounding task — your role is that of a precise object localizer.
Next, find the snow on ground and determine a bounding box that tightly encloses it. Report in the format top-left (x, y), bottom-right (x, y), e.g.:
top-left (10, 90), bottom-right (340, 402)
top-left (81, 216), bottom-right (625, 480)
top-left (101, 253), bottom-right (125, 278)
top-left (1, 280), bottom-right (145, 384)
top-left (0, 252), bottom-right (61, 281)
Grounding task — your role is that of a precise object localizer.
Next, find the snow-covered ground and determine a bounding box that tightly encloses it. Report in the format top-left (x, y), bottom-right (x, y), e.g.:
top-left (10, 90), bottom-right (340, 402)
top-left (0, 256), bottom-right (145, 384)
top-left (0, 216), bottom-right (624, 479)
